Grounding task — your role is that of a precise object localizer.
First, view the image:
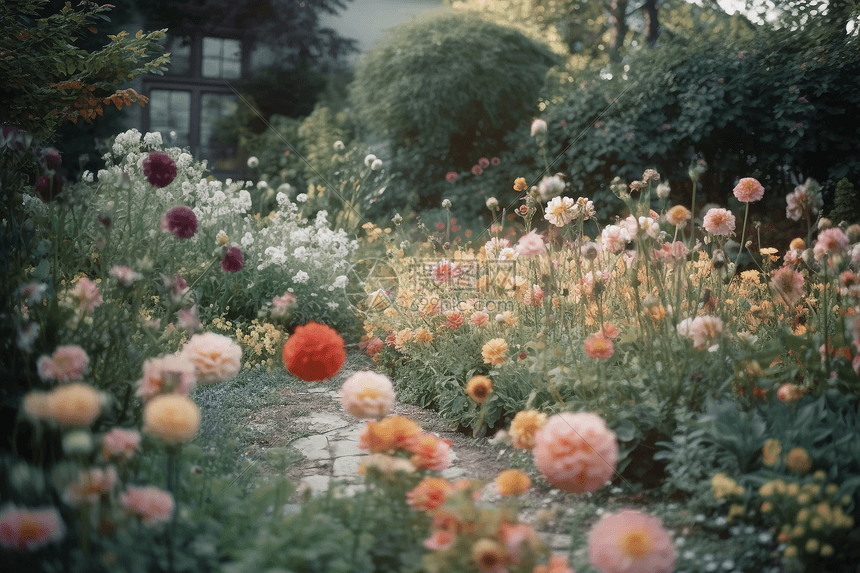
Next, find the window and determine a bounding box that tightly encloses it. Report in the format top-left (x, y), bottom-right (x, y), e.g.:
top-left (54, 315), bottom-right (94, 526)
top-left (202, 37), bottom-right (242, 79)
top-left (148, 90), bottom-right (191, 148)
top-left (200, 93), bottom-right (239, 167)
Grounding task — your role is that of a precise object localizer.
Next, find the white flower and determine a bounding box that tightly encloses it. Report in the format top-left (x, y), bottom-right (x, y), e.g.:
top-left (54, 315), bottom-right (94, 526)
top-left (498, 247), bottom-right (519, 261)
top-left (486, 197), bottom-right (499, 209)
top-left (364, 154), bottom-right (377, 167)
top-left (334, 140), bottom-right (345, 150)
top-left (327, 302), bottom-right (340, 309)
top-left (240, 232), bottom-right (254, 247)
top-left (332, 275), bottom-right (349, 289)
top-left (256, 180), bottom-right (268, 190)
top-left (246, 156), bottom-right (259, 168)
top-left (656, 182), bottom-right (671, 199)
top-left (544, 196), bottom-right (577, 227)
top-left (530, 118), bottom-right (548, 137)
top-left (296, 193), bottom-right (308, 203)
top-left (292, 270), bottom-right (310, 284)
top-left (143, 132), bottom-right (163, 147)
top-left (538, 175), bottom-right (565, 200)
top-left (277, 183), bottom-right (291, 193)
top-left (371, 158), bottom-right (383, 171)
top-left (442, 198), bottom-right (452, 209)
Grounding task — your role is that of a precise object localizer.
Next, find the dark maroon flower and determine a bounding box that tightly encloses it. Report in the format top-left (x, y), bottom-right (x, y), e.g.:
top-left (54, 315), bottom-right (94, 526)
top-left (44, 148), bottom-right (62, 170)
top-left (35, 174), bottom-right (63, 202)
top-left (160, 206), bottom-right (198, 239)
top-left (221, 247), bottom-right (243, 273)
top-left (142, 152), bottom-right (177, 188)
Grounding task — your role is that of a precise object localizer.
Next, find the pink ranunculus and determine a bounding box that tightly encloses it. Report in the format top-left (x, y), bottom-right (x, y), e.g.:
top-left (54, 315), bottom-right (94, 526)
top-left (0, 504), bottom-right (65, 551)
top-left (102, 428), bottom-right (141, 462)
top-left (515, 230), bottom-right (547, 258)
top-left (444, 310), bottom-right (465, 330)
top-left (119, 486), bottom-right (174, 526)
top-left (69, 277), bottom-right (103, 313)
top-left (813, 227), bottom-right (849, 262)
top-left (63, 466), bottom-right (117, 506)
top-left (424, 530), bottom-right (456, 551)
top-left (37, 345), bottom-right (89, 381)
top-left (588, 509), bottom-right (676, 573)
top-left (160, 206), bottom-right (198, 239)
top-left (340, 371), bottom-right (395, 419)
top-left (136, 354), bottom-right (197, 401)
top-left (733, 177), bottom-right (765, 203)
top-left (470, 311), bottom-right (489, 327)
top-left (532, 412), bottom-right (618, 493)
top-left (220, 246), bottom-right (244, 273)
top-left (702, 208), bottom-right (736, 236)
top-left (180, 332), bottom-right (242, 383)
top-left (142, 152), bottom-right (177, 188)
top-left (770, 266), bottom-right (805, 306)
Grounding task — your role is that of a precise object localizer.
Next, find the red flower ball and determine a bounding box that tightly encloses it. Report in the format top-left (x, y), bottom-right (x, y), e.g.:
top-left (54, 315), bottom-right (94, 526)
top-left (282, 322), bottom-right (346, 382)
top-left (160, 206), bottom-right (198, 239)
top-left (220, 246), bottom-right (243, 273)
top-left (142, 152), bottom-right (177, 188)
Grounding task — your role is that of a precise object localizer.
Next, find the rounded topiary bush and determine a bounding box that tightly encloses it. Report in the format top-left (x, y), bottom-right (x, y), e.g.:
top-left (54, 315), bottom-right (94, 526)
top-left (349, 11), bottom-right (560, 215)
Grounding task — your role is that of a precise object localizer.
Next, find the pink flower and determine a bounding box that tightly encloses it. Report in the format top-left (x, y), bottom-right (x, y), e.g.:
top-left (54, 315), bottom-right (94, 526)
top-left (68, 277), bottom-right (103, 313)
top-left (478, 157), bottom-right (490, 168)
top-left (732, 177), bottom-right (765, 203)
top-left (220, 246), bottom-right (244, 273)
top-left (162, 273), bottom-right (189, 304)
top-left (532, 412), bottom-right (618, 493)
top-left (0, 504), bottom-right (65, 551)
top-left (340, 371), bottom-right (395, 419)
top-left (444, 310), bottom-right (465, 329)
top-left (181, 332), bottom-right (242, 383)
top-left (102, 428), bottom-right (141, 462)
top-left (471, 165), bottom-right (484, 176)
top-left (515, 230), bottom-right (547, 258)
top-left (491, 157), bottom-right (500, 165)
top-left (37, 345), bottom-right (89, 381)
top-left (63, 466), bottom-right (117, 506)
top-left (601, 225), bottom-right (631, 253)
top-left (424, 530), bottom-right (456, 551)
top-left (142, 152), bottom-right (177, 188)
top-left (676, 315), bottom-right (723, 350)
top-left (176, 305), bottom-right (202, 332)
top-left (584, 333), bottom-right (614, 360)
top-left (770, 266), bottom-right (805, 306)
top-left (408, 433), bottom-right (452, 471)
top-left (588, 509), bottom-right (676, 573)
top-left (110, 265), bottom-right (143, 287)
top-left (786, 180), bottom-right (823, 221)
top-left (271, 292), bottom-right (297, 318)
top-left (470, 311), bottom-right (489, 327)
top-left (702, 208), bottom-right (736, 236)
top-left (160, 206), bottom-right (198, 239)
top-left (445, 171), bottom-right (458, 183)
top-left (500, 523), bottom-right (540, 564)
top-left (119, 486), bottom-right (174, 526)
top-left (777, 383), bottom-right (803, 403)
top-left (136, 354), bottom-right (197, 401)
top-left (813, 228), bottom-right (849, 262)
top-left (531, 118), bottom-right (548, 136)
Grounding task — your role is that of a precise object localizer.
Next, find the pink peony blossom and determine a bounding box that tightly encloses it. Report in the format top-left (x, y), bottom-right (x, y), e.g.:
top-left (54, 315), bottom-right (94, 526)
top-left (770, 266), bottom-right (805, 306)
top-left (702, 208), bottom-right (736, 236)
top-left (532, 412), bottom-right (618, 493)
top-left (588, 509), bottom-right (676, 573)
top-left (119, 486), bottom-right (174, 526)
top-left (37, 345), bottom-right (89, 381)
top-left (102, 428), bottom-right (141, 462)
top-left (813, 228), bottom-right (849, 262)
top-left (142, 152), bottom-right (177, 188)
top-left (136, 354), bottom-right (197, 400)
top-left (63, 466), bottom-right (117, 506)
top-left (515, 230), bottom-right (547, 258)
top-left (340, 371), bottom-right (395, 419)
top-left (160, 206), bottom-right (198, 239)
top-left (68, 277), bottom-right (103, 313)
top-left (180, 332), bottom-right (242, 383)
top-left (732, 177), bottom-right (765, 203)
top-left (0, 504), bottom-right (65, 551)
top-left (220, 246), bottom-right (244, 273)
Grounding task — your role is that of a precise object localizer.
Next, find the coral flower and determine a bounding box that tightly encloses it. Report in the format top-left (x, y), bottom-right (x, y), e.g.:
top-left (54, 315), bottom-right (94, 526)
top-left (181, 332), bottom-right (242, 383)
top-left (0, 504), bottom-right (65, 551)
top-left (777, 383), bottom-right (804, 403)
top-left (160, 206), bottom-right (198, 239)
top-left (119, 486), bottom-right (174, 526)
top-left (362, 337), bottom-right (384, 356)
top-left (588, 509), bottom-right (676, 573)
top-left (702, 208), bottom-right (736, 236)
top-left (37, 344), bottom-right (89, 381)
top-left (584, 333), bottom-right (614, 360)
top-left (770, 266), bottom-right (805, 306)
top-left (471, 538), bottom-right (508, 573)
top-left (142, 151), bottom-right (177, 188)
top-left (533, 555), bottom-right (576, 573)
top-left (665, 205), bottom-right (692, 227)
top-left (482, 338), bottom-right (508, 366)
top-left (282, 322), bottom-right (346, 382)
top-left (220, 246), bottom-right (244, 273)
top-left (495, 469), bottom-right (531, 496)
top-left (340, 371), bottom-right (395, 419)
top-left (533, 412), bottom-right (618, 493)
top-left (466, 375), bottom-right (493, 403)
top-left (424, 529), bottom-right (457, 551)
top-left (137, 354), bottom-right (197, 400)
top-left (360, 415), bottom-right (422, 453)
top-left (143, 394), bottom-right (200, 445)
top-left (406, 477), bottom-right (453, 512)
top-left (46, 383), bottom-right (101, 427)
top-left (409, 433), bottom-right (452, 471)
top-left (102, 428), bottom-right (141, 462)
top-left (508, 410), bottom-right (547, 450)
top-left (813, 227), bottom-right (849, 262)
top-left (733, 177), bottom-right (765, 202)
top-left (786, 447), bottom-right (812, 474)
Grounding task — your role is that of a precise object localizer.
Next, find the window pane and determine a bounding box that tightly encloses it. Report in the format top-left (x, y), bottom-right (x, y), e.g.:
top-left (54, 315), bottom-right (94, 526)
top-left (148, 90), bottom-right (191, 148)
top-left (162, 35), bottom-right (191, 76)
top-left (201, 37), bottom-right (242, 79)
top-left (199, 93), bottom-right (239, 169)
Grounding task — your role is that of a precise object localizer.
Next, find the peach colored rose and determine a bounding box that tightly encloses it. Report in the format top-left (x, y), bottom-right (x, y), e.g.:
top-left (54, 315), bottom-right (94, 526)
top-left (533, 412), bottom-right (617, 493)
top-left (102, 428), bottom-right (141, 462)
top-left (46, 383), bottom-right (101, 427)
top-left (37, 345), bottom-right (89, 381)
top-left (702, 208), bottom-right (736, 236)
top-left (482, 338), bottom-right (508, 365)
top-left (733, 177), bottom-right (765, 203)
top-left (495, 469), bottom-right (531, 496)
top-left (359, 416), bottom-right (422, 453)
top-left (119, 486), bottom-right (174, 525)
top-left (406, 477), bottom-right (453, 512)
top-left (0, 504), bottom-right (65, 551)
top-left (143, 394), bottom-right (200, 445)
top-left (588, 509), bottom-right (676, 573)
top-left (180, 332), bottom-right (242, 383)
top-left (470, 311), bottom-right (489, 327)
top-left (137, 354), bottom-right (197, 400)
top-left (340, 371), bottom-right (395, 419)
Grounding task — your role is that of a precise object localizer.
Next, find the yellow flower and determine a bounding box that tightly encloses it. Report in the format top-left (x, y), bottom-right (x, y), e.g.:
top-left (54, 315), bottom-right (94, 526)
top-left (784, 546), bottom-right (798, 558)
top-left (481, 338), bottom-right (508, 365)
top-left (786, 447), bottom-right (812, 474)
top-left (796, 509), bottom-right (810, 522)
top-left (509, 410), bottom-right (547, 449)
top-left (805, 539), bottom-right (819, 553)
top-left (46, 383), bottom-right (101, 428)
top-left (143, 394), bottom-right (200, 445)
top-left (820, 544), bottom-right (834, 557)
top-left (727, 504), bottom-right (744, 520)
top-left (762, 438), bottom-right (782, 467)
top-left (466, 375), bottom-right (493, 404)
top-left (711, 473), bottom-right (743, 500)
top-left (495, 469), bottom-right (531, 496)
top-left (759, 481), bottom-right (775, 497)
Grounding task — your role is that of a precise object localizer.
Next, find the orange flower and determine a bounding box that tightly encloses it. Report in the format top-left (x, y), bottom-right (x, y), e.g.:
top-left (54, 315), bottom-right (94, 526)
top-left (282, 322), bottom-right (346, 382)
top-left (762, 439), bottom-right (782, 467)
top-left (584, 333), bottom-right (614, 360)
top-left (495, 469), bottom-right (531, 496)
top-left (409, 433), bottom-right (452, 471)
top-left (471, 538), bottom-right (507, 573)
top-left (466, 375), bottom-right (493, 403)
top-left (46, 383), bottom-right (101, 428)
top-left (666, 205), bottom-right (692, 227)
top-left (533, 555), bottom-right (575, 573)
top-left (142, 394), bottom-right (200, 445)
top-left (789, 237), bottom-right (806, 250)
top-left (406, 477), bottom-right (453, 512)
top-left (359, 416), bottom-right (422, 453)
top-left (482, 338), bottom-right (508, 365)
top-left (509, 410), bottom-right (547, 449)
top-left (786, 447), bottom-right (812, 474)
top-left (513, 177), bottom-right (528, 192)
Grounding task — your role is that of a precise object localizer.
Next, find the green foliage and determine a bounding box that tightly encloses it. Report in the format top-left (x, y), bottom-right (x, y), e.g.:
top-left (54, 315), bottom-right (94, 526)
top-left (829, 178), bottom-right (859, 225)
top-left (0, 0), bottom-right (169, 142)
top-left (349, 11), bottom-right (561, 216)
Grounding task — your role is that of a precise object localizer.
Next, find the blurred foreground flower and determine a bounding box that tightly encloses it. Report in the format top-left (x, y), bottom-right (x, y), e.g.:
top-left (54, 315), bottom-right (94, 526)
top-left (588, 509), bottom-right (676, 573)
top-left (181, 332), bottom-right (242, 383)
top-left (282, 322), bottom-right (346, 382)
top-left (533, 412), bottom-right (617, 493)
top-left (120, 486), bottom-right (174, 526)
top-left (0, 504), bottom-right (65, 551)
top-left (143, 394), bottom-right (200, 445)
top-left (340, 371), bottom-right (395, 419)
top-left (37, 344), bottom-right (89, 381)
top-left (466, 375), bottom-right (493, 403)
top-left (142, 151), bottom-right (177, 188)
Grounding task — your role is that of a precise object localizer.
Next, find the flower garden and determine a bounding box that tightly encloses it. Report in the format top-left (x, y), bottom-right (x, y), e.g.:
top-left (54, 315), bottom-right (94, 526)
top-left (3, 1), bottom-right (860, 573)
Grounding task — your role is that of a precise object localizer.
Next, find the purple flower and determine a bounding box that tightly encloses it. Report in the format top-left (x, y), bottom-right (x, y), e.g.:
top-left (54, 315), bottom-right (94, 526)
top-left (142, 152), bottom-right (177, 188)
top-left (221, 247), bottom-right (243, 273)
top-left (44, 148), bottom-right (62, 170)
top-left (35, 174), bottom-right (63, 202)
top-left (160, 206), bottom-right (198, 239)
